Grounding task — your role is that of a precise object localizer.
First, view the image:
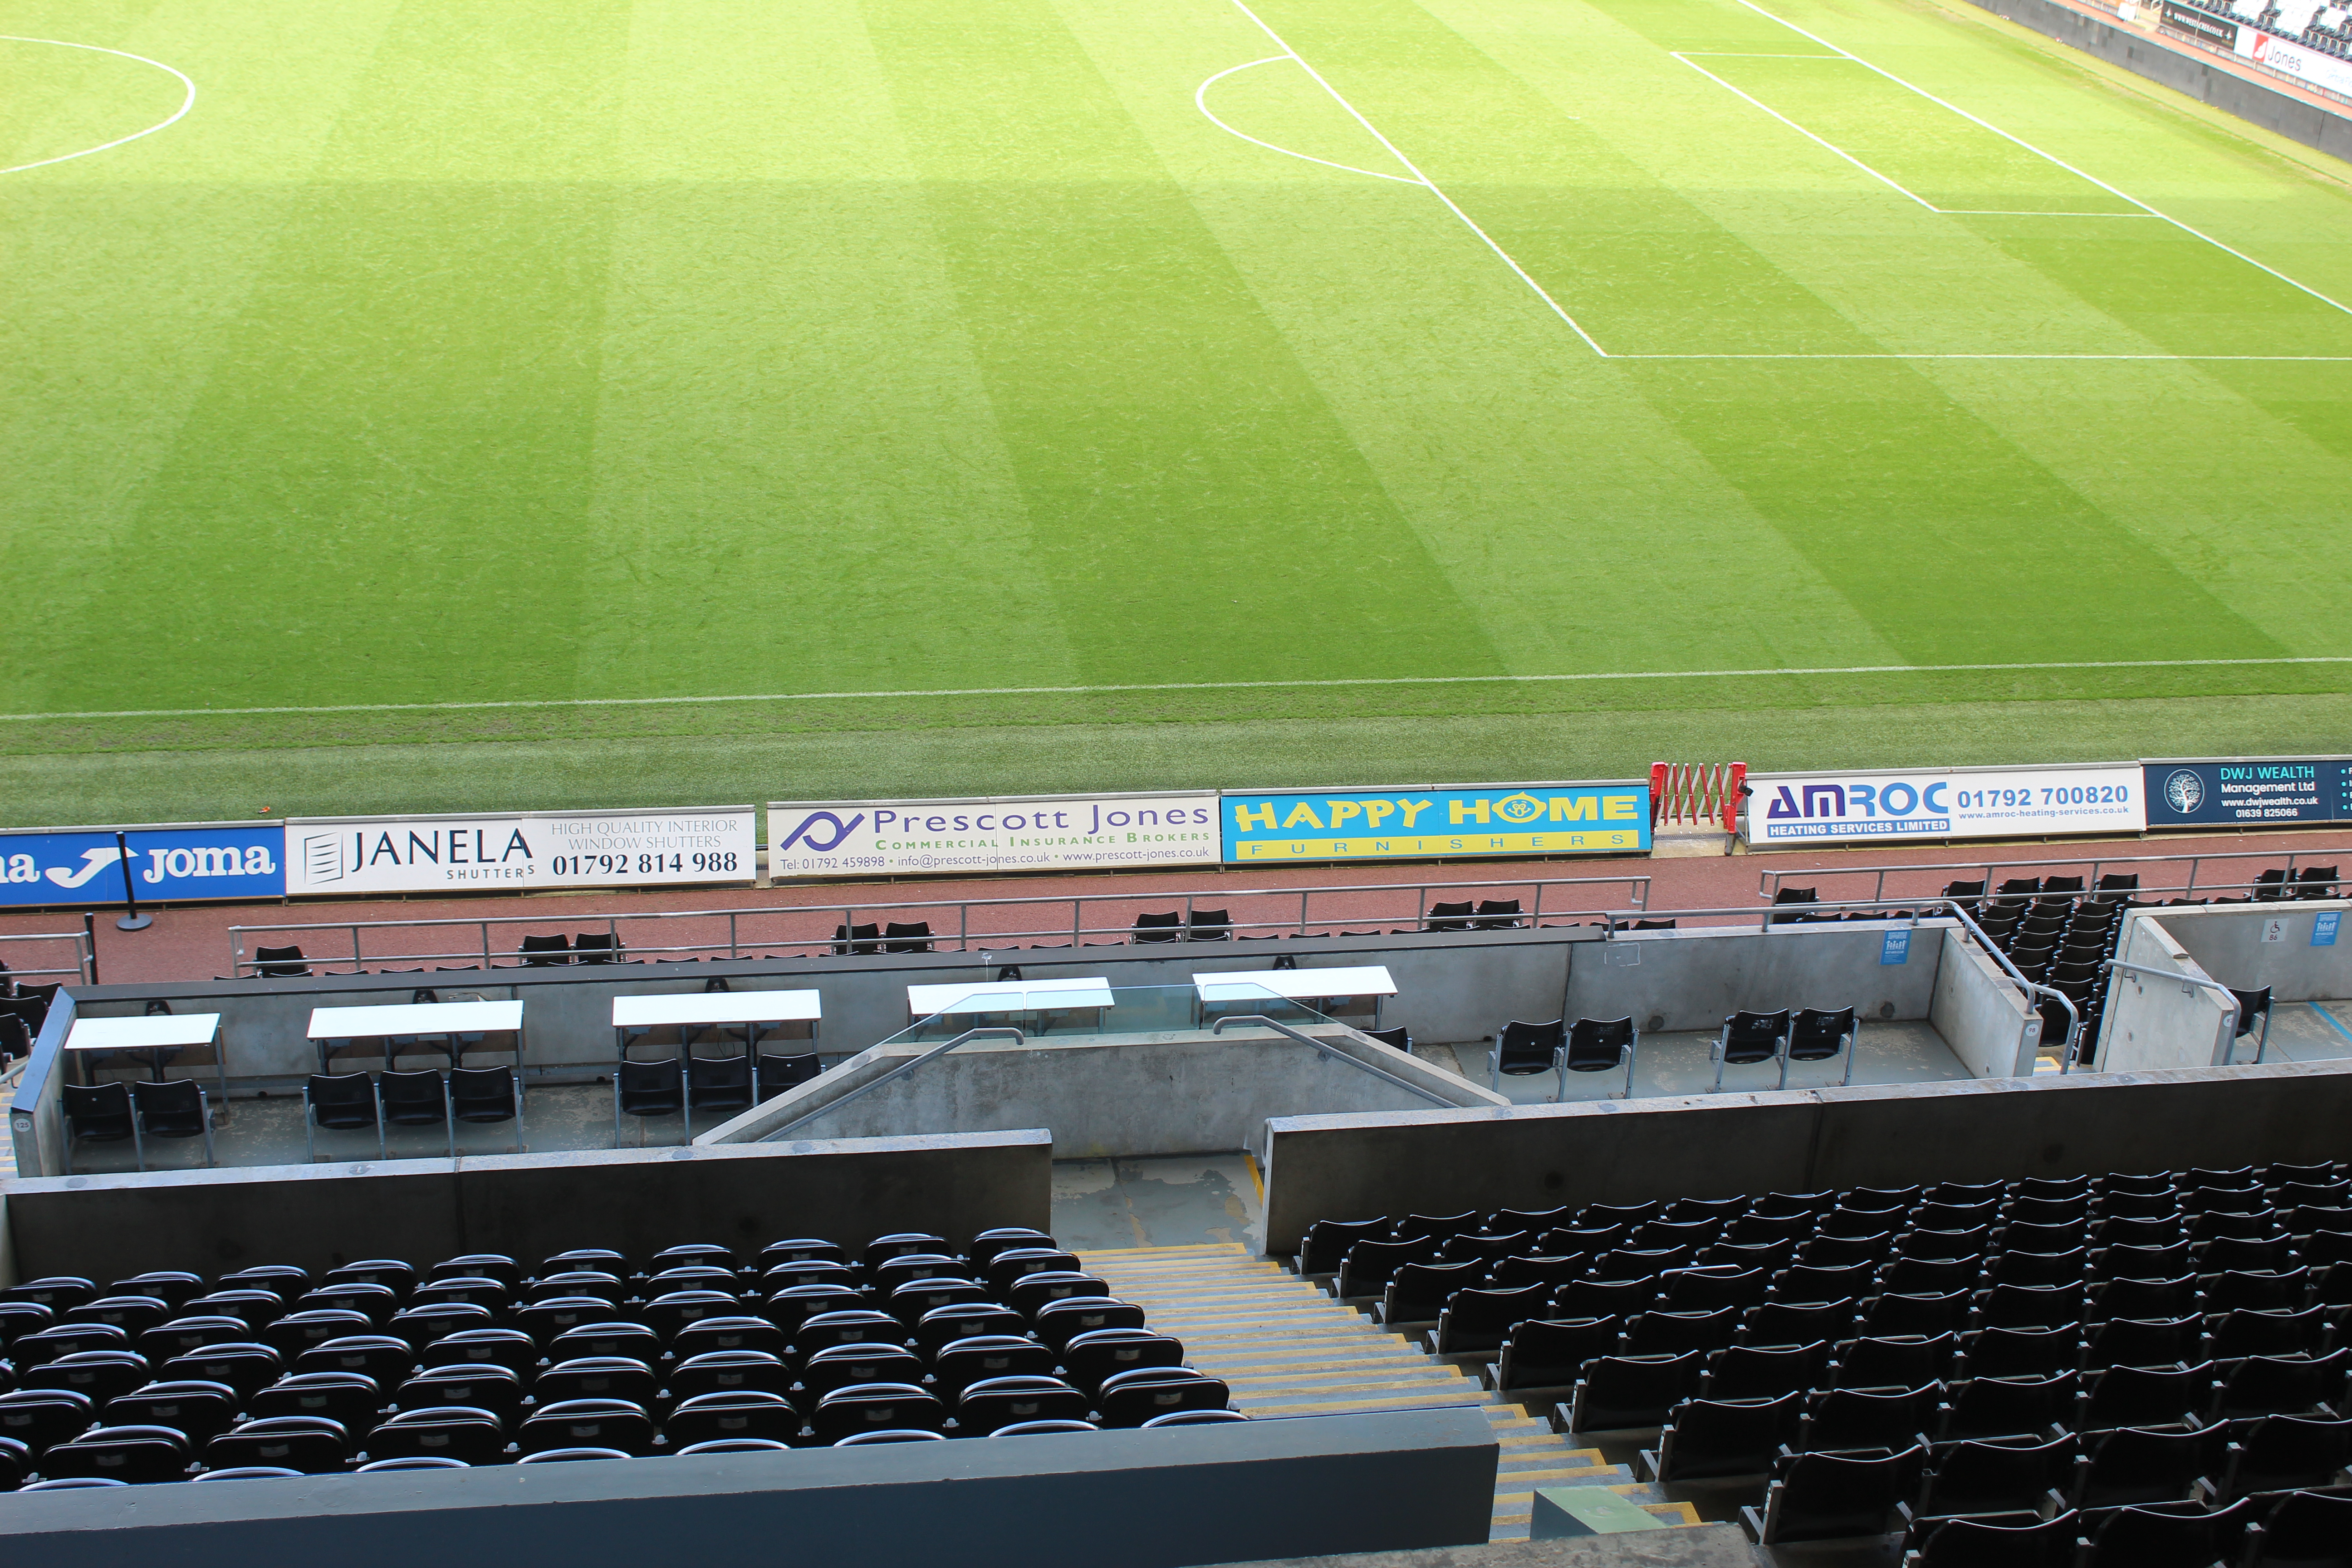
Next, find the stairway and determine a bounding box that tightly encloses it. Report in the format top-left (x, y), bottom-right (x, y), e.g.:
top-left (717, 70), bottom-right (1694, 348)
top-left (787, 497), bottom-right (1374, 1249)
top-left (1083, 1243), bottom-right (1700, 1540)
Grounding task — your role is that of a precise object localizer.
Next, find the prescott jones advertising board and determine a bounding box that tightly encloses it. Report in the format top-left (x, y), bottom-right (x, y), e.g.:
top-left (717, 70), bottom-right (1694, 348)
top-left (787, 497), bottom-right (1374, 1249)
top-left (2144, 759), bottom-right (2352, 827)
top-left (284, 808), bottom-right (757, 895)
top-left (768, 793), bottom-right (1219, 878)
top-left (1745, 766), bottom-right (2145, 846)
top-left (1222, 784), bottom-right (1651, 862)
top-left (0, 823), bottom-right (286, 907)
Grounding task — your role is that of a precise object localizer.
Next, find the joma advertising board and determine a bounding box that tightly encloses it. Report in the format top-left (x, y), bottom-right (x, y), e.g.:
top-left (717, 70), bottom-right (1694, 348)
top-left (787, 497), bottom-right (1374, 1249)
top-left (284, 808), bottom-right (757, 896)
top-left (0, 823), bottom-right (286, 907)
top-left (1745, 766), bottom-right (2145, 846)
top-left (768, 793), bottom-right (1219, 878)
top-left (1222, 784), bottom-right (1650, 863)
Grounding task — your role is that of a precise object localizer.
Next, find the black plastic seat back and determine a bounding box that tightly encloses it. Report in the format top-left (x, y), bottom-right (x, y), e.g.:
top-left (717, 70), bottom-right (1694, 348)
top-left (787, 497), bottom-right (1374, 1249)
top-left (882, 922), bottom-right (933, 954)
top-left (1129, 912), bottom-right (1181, 944)
top-left (1185, 909), bottom-right (1231, 941)
top-left (1787, 1008), bottom-right (1855, 1063)
top-left (1761, 1444), bottom-right (1923, 1544)
top-left (1494, 1019), bottom-right (1564, 1073)
top-left (1564, 1017), bottom-right (1633, 1071)
top-left (64, 1083), bottom-right (136, 1143)
top-left (379, 1069), bottom-right (447, 1126)
top-left (450, 1066), bottom-right (517, 1124)
top-left (617, 1058), bottom-right (683, 1117)
top-left (1425, 901), bottom-right (1475, 932)
top-left (518, 935), bottom-right (571, 966)
top-left (685, 1054), bottom-right (754, 1114)
top-left (307, 1074), bottom-right (377, 1130)
top-left (1915, 1510), bottom-right (2082, 1568)
top-left (1720, 1010), bottom-right (1790, 1065)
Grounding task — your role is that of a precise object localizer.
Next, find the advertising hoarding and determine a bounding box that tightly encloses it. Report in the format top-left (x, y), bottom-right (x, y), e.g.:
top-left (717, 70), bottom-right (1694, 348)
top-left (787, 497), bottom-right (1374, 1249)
top-left (2244, 28), bottom-right (2352, 96)
top-left (0, 823), bottom-right (285, 908)
top-left (1221, 783), bottom-right (1650, 863)
top-left (2159, 0), bottom-right (2241, 47)
top-left (2144, 759), bottom-right (2352, 827)
top-left (768, 793), bottom-right (1218, 879)
top-left (1745, 765), bottom-right (2145, 846)
top-left (284, 808), bottom-right (756, 896)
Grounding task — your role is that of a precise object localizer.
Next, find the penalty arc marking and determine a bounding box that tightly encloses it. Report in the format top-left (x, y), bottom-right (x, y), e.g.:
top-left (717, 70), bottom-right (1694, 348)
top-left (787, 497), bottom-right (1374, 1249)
top-left (0, 36), bottom-right (196, 176)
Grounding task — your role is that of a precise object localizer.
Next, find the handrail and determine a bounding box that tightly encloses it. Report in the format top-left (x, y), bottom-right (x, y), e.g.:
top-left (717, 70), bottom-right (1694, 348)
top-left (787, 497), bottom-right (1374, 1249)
top-left (0, 930), bottom-right (96, 983)
top-left (224, 872), bottom-right (1652, 976)
top-left (1210, 1014), bottom-right (1458, 1108)
top-left (2104, 958), bottom-right (2245, 1067)
top-left (1758, 845), bottom-right (2348, 905)
top-left (757, 1026), bottom-right (1027, 1142)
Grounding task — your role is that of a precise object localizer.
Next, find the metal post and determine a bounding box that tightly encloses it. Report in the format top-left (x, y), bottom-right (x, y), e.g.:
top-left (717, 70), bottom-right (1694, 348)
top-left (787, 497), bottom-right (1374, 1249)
top-left (83, 913), bottom-right (98, 984)
top-left (114, 832), bottom-right (152, 931)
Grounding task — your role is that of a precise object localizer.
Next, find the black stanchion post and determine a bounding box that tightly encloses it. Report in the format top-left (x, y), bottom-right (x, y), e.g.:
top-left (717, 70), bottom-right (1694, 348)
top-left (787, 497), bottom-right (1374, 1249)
top-left (115, 831), bottom-right (152, 932)
top-left (83, 911), bottom-right (99, 983)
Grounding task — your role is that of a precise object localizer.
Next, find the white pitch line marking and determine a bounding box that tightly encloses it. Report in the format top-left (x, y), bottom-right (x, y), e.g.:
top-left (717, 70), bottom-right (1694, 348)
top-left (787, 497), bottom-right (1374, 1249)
top-left (0, 36), bottom-right (195, 176)
top-left (9, 656), bottom-right (2351, 722)
top-left (1196, 55), bottom-right (1426, 183)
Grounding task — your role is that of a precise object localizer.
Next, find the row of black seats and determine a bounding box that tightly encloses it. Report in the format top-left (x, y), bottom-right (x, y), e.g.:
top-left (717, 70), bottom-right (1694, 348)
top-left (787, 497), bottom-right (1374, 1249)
top-left (0, 975), bottom-right (59, 1061)
top-left (0, 1229), bottom-right (1242, 1490)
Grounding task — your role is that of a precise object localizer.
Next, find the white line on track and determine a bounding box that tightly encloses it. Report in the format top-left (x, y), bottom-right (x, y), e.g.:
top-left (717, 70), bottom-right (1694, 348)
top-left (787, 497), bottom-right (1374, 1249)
top-left (0, 36), bottom-right (194, 176)
top-left (10, 657), bottom-right (2351, 723)
top-left (1195, 55), bottom-right (1426, 183)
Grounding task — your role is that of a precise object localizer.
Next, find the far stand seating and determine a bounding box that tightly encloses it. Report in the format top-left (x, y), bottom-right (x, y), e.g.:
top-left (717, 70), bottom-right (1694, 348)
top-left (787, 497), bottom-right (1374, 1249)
top-left (252, 946), bottom-right (311, 978)
top-left (1186, 909), bottom-right (1232, 943)
top-left (517, 935), bottom-right (571, 966)
top-left (883, 922), bottom-right (934, 954)
top-left (1426, 902), bottom-right (1476, 933)
top-left (1130, 912), bottom-right (1182, 945)
top-left (572, 933), bottom-right (622, 965)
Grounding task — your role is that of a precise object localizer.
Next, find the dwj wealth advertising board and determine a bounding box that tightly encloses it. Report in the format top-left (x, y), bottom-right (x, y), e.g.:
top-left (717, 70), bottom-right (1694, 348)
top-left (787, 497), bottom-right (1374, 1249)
top-left (768, 793), bottom-right (1219, 878)
top-left (0, 823), bottom-right (287, 907)
top-left (2143, 759), bottom-right (2352, 828)
top-left (1221, 783), bottom-right (1650, 863)
top-left (1744, 765), bottom-right (2144, 847)
top-left (284, 808), bottom-right (757, 896)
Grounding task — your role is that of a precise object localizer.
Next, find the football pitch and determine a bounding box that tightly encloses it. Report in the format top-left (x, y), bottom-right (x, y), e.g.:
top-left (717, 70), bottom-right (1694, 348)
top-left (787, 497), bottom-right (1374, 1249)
top-left (5, 0), bottom-right (2352, 824)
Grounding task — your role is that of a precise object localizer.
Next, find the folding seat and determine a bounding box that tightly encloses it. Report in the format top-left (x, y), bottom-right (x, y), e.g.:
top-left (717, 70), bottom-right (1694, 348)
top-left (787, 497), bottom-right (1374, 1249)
top-left (365, 1406), bottom-right (508, 1465)
top-left (1904, 1509), bottom-right (2083, 1568)
top-left (2058, 1422), bottom-right (2227, 1511)
top-left (1743, 1444), bottom-right (1925, 1547)
top-left (422, 1328), bottom-right (537, 1375)
top-left (2203, 1268), bottom-right (2308, 1315)
top-left (1707, 1237), bottom-right (1797, 1276)
top-left (1883, 1258), bottom-right (1982, 1298)
top-left (163, 1342), bottom-right (284, 1397)
top-left (1634, 1217), bottom-right (1719, 1253)
top-left (2201, 1412), bottom-right (2352, 1502)
top-left (1705, 1340), bottom-right (1828, 1402)
top-left (799, 1340), bottom-right (923, 1398)
top-left (1642, 1391), bottom-right (1803, 1483)
top-left (1837, 1335), bottom-right (1957, 1392)
top-left (266, 1309), bottom-right (379, 1361)
top-left (1714, 1010), bottom-right (1791, 1092)
top-left (2078, 1362), bottom-right (2216, 1433)
top-left (40, 1423), bottom-right (193, 1484)
top-left (1625, 1305), bottom-right (1741, 1359)
top-left (1732, 1210), bottom-right (1818, 1246)
top-left (1899, 1433), bottom-right (2074, 1529)
top-left (951, 1375), bottom-right (1090, 1436)
top-left (930, 1336), bottom-right (1056, 1399)
top-left (2242, 1488), bottom-right (2352, 1568)
top-left (1582, 1199), bottom-right (1663, 1228)
top-left (67, 1296), bottom-right (172, 1337)
top-left (2289, 1205), bottom-right (2352, 1241)
top-left (0, 1388), bottom-right (95, 1453)
top-left (665, 1390), bottom-right (804, 1447)
top-left (641, 1290), bottom-right (741, 1339)
top-left (1803, 1232), bottom-right (1896, 1269)
top-left (2193, 1209), bottom-right (2286, 1249)
top-left (1430, 1283), bottom-right (1547, 1357)
top-left (105, 1380), bottom-right (239, 1444)
top-left (1870, 1292), bottom-right (1973, 1340)
top-left (2211, 1307), bottom-right (2325, 1362)
top-left (535, 1357), bottom-right (659, 1409)
top-left (247, 1372), bottom-right (382, 1429)
top-left (1490, 1205), bottom-right (1575, 1233)
top-left (1666, 1265), bottom-right (1768, 1314)
top-left (1295, 1217), bottom-right (1388, 1276)
top-left (2098, 1214), bottom-right (2187, 1253)
top-left (763, 1285), bottom-right (864, 1337)
top-left (1440, 1229), bottom-right (1533, 1265)
top-left (1033, 1298), bottom-right (1145, 1352)
top-left (206, 1415), bottom-right (351, 1474)
top-left (2082, 1313), bottom-right (2203, 1371)
top-left (2088, 1274), bottom-right (2199, 1322)
top-left (326, 1259), bottom-right (419, 1297)
top-left (979, 1244), bottom-right (1077, 1291)
top-left (1565, 1351), bottom-right (1705, 1434)
top-left (1593, 1245), bottom-right (1690, 1281)
top-left (1777, 1261), bottom-right (1878, 1304)
top-left (761, 1258), bottom-right (856, 1295)
top-left (1487, 1254), bottom-right (1586, 1291)
top-left (394, 1363), bottom-right (524, 1421)
top-left (2017, 1176), bottom-right (2093, 1203)
top-left (913, 1304), bottom-right (1025, 1357)
top-left (519, 1397), bottom-right (658, 1456)
top-left (1781, 1007), bottom-right (1858, 1088)
top-left (669, 1351), bottom-right (793, 1402)
top-left (1916, 1198), bottom-right (2002, 1234)
top-left (1488, 1020), bottom-right (1566, 1099)
top-left (1999, 1216), bottom-right (2089, 1255)
top-left (1746, 1298), bottom-right (1857, 1348)
top-left (757, 1238), bottom-right (848, 1270)
top-left (1974, 1283), bottom-right (2082, 1333)
top-left (294, 1336), bottom-right (410, 1388)
top-left (2212, 1348), bottom-right (2350, 1421)
top-left (2079, 1496), bottom-right (2255, 1568)
top-left (1377, 1260), bottom-right (1482, 1327)
top-left (870, 1253), bottom-right (972, 1294)
top-left (389, 1302), bottom-right (494, 1345)
top-left (110, 1273), bottom-right (204, 1312)
top-left (17, 1322), bottom-right (135, 1365)
top-left (1938, 1370), bottom-right (2075, 1446)
top-left (1493, 1318), bottom-right (1622, 1397)
top-left (185, 1288), bottom-right (288, 1332)
top-left (1095, 1368), bottom-right (1230, 1428)
top-left (1801, 1384), bottom-right (1941, 1456)
top-left (1424, 901), bottom-right (1476, 933)
top-left (1058, 1328), bottom-right (1182, 1396)
top-left (19, 1348), bottom-right (149, 1405)
top-left (2098, 1241), bottom-right (2196, 1282)
top-left (1961, 1325), bottom-right (2080, 1381)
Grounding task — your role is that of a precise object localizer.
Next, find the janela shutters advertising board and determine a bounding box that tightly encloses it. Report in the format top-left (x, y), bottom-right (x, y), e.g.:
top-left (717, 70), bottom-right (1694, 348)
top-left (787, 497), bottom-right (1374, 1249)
top-left (284, 808), bottom-right (757, 895)
top-left (1744, 765), bottom-right (2145, 846)
top-left (768, 793), bottom-right (1219, 878)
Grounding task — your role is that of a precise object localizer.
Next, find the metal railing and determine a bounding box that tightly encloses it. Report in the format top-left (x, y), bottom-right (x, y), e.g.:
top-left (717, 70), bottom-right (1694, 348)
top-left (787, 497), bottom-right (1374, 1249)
top-left (1758, 846), bottom-right (2349, 906)
top-left (1209, 1014), bottom-right (1459, 1107)
top-left (224, 873), bottom-right (1651, 977)
top-left (2104, 959), bottom-right (2252, 1067)
top-left (0, 930), bottom-right (96, 985)
top-left (756, 1026), bottom-right (1026, 1141)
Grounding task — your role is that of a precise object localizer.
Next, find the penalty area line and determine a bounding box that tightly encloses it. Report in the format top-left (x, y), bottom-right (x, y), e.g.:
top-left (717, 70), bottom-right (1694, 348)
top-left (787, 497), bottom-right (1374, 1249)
top-left (9, 656), bottom-right (2351, 723)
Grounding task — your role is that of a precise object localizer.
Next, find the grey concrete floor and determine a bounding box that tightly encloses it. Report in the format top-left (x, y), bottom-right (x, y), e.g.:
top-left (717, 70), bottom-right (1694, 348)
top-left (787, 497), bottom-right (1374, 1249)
top-left (2242, 1000), bottom-right (2352, 1063)
top-left (1053, 1154), bottom-right (1265, 1252)
top-left (1413, 1022), bottom-right (1972, 1106)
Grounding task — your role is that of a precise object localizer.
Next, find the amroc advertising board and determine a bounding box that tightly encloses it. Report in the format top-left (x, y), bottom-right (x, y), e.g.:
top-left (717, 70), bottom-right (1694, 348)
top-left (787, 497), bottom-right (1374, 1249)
top-left (768, 794), bottom-right (1219, 878)
top-left (1745, 766), bottom-right (2145, 846)
top-left (0, 824), bottom-right (285, 907)
top-left (1221, 784), bottom-right (1650, 863)
top-left (285, 808), bottom-right (756, 895)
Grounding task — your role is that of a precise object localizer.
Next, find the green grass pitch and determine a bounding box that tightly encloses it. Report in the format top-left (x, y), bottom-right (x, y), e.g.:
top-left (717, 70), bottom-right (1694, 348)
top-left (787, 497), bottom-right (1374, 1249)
top-left (4, 0), bottom-right (2351, 823)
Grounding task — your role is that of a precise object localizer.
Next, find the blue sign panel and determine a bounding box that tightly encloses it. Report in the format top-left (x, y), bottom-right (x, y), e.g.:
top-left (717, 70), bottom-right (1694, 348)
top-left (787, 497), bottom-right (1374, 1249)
top-left (1881, 928), bottom-right (1911, 965)
top-left (2143, 760), bottom-right (2352, 827)
top-left (2316, 911), bottom-right (2341, 948)
top-left (0, 826), bottom-right (285, 907)
top-left (1222, 784), bottom-right (1649, 863)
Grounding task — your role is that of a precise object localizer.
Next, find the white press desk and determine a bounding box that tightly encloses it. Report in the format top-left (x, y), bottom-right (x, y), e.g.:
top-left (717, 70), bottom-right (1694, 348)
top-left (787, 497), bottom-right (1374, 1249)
top-left (906, 977), bottom-right (1114, 1034)
top-left (1192, 965), bottom-right (1396, 1028)
top-left (65, 1013), bottom-right (226, 1088)
top-left (611, 990), bottom-right (823, 1052)
top-left (306, 1000), bottom-right (523, 1073)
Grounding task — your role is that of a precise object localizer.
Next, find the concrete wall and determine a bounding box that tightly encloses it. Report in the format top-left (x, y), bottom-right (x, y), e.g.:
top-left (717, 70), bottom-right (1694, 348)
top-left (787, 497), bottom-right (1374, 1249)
top-left (1, 1129), bottom-right (1049, 1282)
top-left (700, 1025), bottom-right (1505, 1162)
top-left (1960, 0), bottom-right (2352, 162)
top-left (1931, 926), bottom-right (2041, 1078)
top-left (7, 989), bottom-right (76, 1178)
top-left (1257, 1058), bottom-right (2352, 1254)
top-left (2102, 913), bottom-right (2235, 1072)
top-left (1562, 920), bottom-right (1950, 1035)
top-left (2155, 898), bottom-right (2352, 1004)
top-left (0, 1406), bottom-right (1498, 1568)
